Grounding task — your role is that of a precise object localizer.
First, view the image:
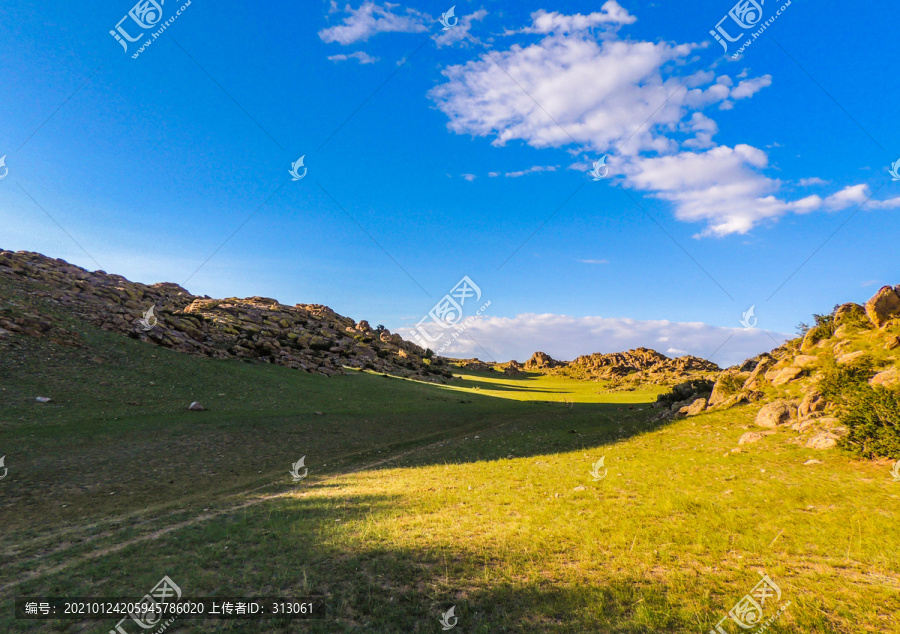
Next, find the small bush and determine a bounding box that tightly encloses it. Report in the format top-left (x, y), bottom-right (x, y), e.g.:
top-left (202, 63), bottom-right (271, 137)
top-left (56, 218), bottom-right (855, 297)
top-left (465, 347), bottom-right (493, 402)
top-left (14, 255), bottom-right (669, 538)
top-left (819, 359), bottom-right (900, 458)
top-left (717, 373), bottom-right (745, 397)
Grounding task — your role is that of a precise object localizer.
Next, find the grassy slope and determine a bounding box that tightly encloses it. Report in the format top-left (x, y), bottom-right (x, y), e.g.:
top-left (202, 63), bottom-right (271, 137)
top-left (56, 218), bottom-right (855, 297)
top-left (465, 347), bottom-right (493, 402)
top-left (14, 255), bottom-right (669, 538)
top-left (1, 302), bottom-right (898, 632)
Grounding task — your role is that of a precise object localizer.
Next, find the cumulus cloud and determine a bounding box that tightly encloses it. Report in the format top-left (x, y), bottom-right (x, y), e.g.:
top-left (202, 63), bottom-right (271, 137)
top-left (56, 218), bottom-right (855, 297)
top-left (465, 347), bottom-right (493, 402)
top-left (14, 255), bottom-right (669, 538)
top-left (428, 9), bottom-right (900, 236)
top-left (520, 3), bottom-right (637, 34)
top-left (461, 173), bottom-right (477, 181)
top-left (797, 177), bottom-right (829, 186)
top-left (319, 2), bottom-right (429, 45)
top-left (327, 51), bottom-right (379, 64)
top-left (433, 9), bottom-right (487, 47)
top-left (419, 313), bottom-right (790, 368)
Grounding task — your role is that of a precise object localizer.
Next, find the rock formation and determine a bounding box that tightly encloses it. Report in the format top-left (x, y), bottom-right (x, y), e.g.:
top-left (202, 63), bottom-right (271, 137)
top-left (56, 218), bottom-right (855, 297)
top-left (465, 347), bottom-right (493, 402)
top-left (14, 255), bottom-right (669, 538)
top-left (0, 250), bottom-right (447, 380)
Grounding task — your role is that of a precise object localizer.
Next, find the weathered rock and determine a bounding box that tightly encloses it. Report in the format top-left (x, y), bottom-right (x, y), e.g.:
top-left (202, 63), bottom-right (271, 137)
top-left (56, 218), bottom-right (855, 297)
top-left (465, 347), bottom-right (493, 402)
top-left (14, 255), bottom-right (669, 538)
top-left (793, 355), bottom-right (818, 368)
top-left (743, 355), bottom-right (775, 390)
top-left (833, 302), bottom-right (866, 326)
top-left (524, 351), bottom-right (561, 371)
top-left (755, 400), bottom-right (794, 428)
top-left (865, 285), bottom-right (900, 328)
top-left (738, 432), bottom-right (764, 445)
top-left (188, 401), bottom-right (205, 411)
top-left (801, 328), bottom-right (825, 352)
top-left (885, 335), bottom-right (900, 351)
top-left (798, 390), bottom-right (827, 420)
top-left (35, 396), bottom-right (51, 403)
top-left (771, 366), bottom-right (803, 386)
top-left (0, 251), bottom-right (439, 382)
top-left (870, 367), bottom-right (900, 387)
top-left (806, 432), bottom-right (838, 450)
top-left (708, 370), bottom-right (745, 406)
top-left (679, 397), bottom-right (707, 416)
top-left (837, 350), bottom-right (866, 365)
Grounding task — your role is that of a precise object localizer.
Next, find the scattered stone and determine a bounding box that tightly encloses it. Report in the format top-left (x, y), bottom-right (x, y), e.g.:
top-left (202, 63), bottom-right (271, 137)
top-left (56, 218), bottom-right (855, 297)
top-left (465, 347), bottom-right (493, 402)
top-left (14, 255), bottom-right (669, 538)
top-left (755, 401), bottom-right (794, 428)
top-left (35, 396), bottom-right (51, 403)
top-left (315, 411), bottom-right (323, 415)
top-left (806, 432), bottom-right (839, 450)
top-left (738, 432), bottom-right (763, 445)
top-left (188, 401), bottom-right (205, 411)
top-left (803, 459), bottom-right (822, 465)
top-left (574, 485), bottom-right (586, 491)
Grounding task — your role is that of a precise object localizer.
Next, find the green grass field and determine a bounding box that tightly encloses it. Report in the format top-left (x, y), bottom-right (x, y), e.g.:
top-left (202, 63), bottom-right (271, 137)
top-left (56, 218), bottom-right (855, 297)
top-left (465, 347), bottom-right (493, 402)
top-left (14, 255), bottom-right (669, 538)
top-left (1, 313), bottom-right (898, 632)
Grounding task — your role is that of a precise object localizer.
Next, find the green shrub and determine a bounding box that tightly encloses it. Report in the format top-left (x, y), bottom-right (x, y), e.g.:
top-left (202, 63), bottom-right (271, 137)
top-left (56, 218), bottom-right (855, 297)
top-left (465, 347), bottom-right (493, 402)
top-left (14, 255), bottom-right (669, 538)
top-left (717, 373), bottom-right (745, 397)
top-left (819, 359), bottom-right (900, 458)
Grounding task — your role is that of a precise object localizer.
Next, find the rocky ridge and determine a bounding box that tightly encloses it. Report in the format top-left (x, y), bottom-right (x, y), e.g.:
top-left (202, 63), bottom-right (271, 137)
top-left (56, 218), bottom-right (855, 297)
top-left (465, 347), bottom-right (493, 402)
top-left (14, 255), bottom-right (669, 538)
top-left (0, 250), bottom-right (447, 380)
top-left (657, 285), bottom-right (900, 454)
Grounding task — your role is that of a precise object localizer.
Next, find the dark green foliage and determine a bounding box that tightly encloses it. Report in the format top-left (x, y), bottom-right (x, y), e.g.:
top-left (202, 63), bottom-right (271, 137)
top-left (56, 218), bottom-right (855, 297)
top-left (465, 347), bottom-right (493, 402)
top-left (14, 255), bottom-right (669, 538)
top-left (819, 359), bottom-right (900, 458)
top-left (424, 348), bottom-right (434, 359)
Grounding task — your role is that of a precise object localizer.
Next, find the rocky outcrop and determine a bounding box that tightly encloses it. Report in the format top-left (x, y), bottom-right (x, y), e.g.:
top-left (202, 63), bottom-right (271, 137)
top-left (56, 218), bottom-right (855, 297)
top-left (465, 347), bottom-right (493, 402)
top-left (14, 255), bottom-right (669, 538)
top-left (549, 347), bottom-right (719, 387)
top-left (865, 286), bottom-right (900, 328)
top-left (0, 250), bottom-right (445, 380)
top-left (524, 351), bottom-right (561, 371)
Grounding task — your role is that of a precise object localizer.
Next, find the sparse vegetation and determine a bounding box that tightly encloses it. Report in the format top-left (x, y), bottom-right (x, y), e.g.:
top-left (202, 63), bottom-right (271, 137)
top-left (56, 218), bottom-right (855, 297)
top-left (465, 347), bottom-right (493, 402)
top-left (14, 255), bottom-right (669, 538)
top-left (819, 358), bottom-right (900, 458)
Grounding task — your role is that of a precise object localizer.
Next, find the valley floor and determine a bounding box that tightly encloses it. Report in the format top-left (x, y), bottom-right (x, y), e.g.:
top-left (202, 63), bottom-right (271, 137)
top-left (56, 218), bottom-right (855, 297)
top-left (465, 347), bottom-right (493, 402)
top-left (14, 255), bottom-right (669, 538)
top-left (1, 322), bottom-right (898, 632)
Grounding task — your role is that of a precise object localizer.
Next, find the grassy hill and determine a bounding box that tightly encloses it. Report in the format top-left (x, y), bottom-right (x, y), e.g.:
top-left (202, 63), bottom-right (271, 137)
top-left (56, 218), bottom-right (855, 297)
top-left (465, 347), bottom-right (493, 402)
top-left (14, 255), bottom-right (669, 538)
top-left (2, 287), bottom-right (898, 632)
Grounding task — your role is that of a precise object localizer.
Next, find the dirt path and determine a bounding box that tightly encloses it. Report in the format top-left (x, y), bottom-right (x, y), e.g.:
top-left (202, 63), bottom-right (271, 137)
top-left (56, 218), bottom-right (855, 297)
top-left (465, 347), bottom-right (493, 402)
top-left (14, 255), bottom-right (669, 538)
top-left (1, 420), bottom-right (513, 595)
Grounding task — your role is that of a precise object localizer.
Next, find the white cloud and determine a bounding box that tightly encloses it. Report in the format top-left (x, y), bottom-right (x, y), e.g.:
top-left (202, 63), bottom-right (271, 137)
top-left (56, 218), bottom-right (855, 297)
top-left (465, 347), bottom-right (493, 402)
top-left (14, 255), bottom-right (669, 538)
top-left (327, 51), bottom-right (379, 64)
top-left (797, 177), bottom-right (829, 186)
top-left (428, 9), bottom-right (899, 237)
top-left (319, 2), bottom-right (429, 45)
top-left (418, 313), bottom-right (790, 368)
top-left (503, 165), bottom-right (559, 178)
top-left (578, 259), bottom-right (608, 264)
top-left (461, 173), bottom-right (477, 181)
top-left (730, 75), bottom-right (772, 99)
top-left (521, 3), bottom-right (637, 34)
top-left (433, 9), bottom-right (487, 47)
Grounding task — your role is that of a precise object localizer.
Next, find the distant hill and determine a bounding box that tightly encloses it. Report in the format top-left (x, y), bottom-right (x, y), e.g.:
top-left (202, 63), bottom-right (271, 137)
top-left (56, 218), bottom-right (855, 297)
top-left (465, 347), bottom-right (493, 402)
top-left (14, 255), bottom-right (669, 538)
top-left (0, 250), bottom-right (449, 381)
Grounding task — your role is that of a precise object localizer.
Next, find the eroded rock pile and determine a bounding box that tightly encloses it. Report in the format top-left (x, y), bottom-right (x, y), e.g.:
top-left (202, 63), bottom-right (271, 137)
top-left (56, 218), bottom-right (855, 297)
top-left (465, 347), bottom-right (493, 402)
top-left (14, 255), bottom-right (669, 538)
top-left (0, 250), bottom-right (447, 380)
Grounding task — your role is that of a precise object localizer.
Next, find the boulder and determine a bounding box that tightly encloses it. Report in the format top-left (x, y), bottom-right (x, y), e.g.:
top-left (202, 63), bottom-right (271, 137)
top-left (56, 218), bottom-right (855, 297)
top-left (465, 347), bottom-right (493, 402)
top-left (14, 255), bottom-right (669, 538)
top-left (806, 432), bottom-right (839, 450)
top-left (837, 350), bottom-right (866, 365)
top-left (865, 285), bottom-right (900, 328)
top-left (188, 401), bottom-right (205, 411)
top-left (798, 390), bottom-right (827, 420)
top-left (870, 367), bottom-right (900, 387)
top-left (801, 328), bottom-right (825, 352)
top-left (771, 366), bottom-right (803, 386)
top-left (833, 302), bottom-right (866, 326)
top-left (793, 355), bottom-right (818, 368)
top-left (743, 355), bottom-right (775, 390)
top-left (755, 400), bottom-right (794, 428)
top-left (678, 397), bottom-right (708, 416)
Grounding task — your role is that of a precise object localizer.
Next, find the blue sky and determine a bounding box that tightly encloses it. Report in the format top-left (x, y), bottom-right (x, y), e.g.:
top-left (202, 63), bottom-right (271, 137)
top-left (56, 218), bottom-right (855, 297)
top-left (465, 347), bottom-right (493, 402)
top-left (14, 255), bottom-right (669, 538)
top-left (1, 0), bottom-right (898, 366)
